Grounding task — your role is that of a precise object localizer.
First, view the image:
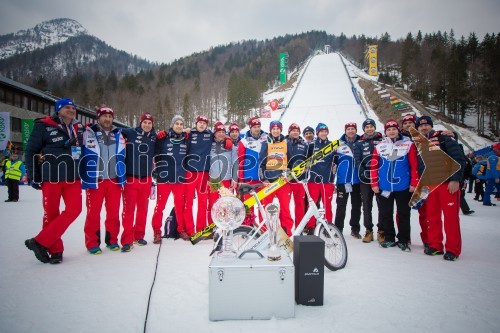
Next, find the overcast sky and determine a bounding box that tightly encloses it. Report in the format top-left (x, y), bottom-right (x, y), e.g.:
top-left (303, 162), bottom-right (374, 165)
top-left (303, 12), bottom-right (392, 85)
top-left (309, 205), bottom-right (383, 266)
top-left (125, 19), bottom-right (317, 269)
top-left (1, 0), bottom-right (499, 64)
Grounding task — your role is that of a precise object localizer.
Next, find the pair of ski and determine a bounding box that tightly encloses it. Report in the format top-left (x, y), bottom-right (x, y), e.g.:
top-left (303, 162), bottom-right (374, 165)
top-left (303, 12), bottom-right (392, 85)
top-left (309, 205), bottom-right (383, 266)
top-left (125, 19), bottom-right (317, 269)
top-left (190, 139), bottom-right (341, 244)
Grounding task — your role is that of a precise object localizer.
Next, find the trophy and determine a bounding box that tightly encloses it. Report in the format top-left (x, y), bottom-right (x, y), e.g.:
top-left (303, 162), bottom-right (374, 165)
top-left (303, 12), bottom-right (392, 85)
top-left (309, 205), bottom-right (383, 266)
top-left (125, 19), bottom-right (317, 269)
top-left (211, 195), bottom-right (246, 257)
top-left (265, 203), bottom-right (281, 261)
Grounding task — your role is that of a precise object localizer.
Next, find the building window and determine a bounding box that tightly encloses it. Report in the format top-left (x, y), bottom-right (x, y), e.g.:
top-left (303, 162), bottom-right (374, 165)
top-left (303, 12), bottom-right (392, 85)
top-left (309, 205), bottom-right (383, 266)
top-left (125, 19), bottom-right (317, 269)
top-left (0, 88), bottom-right (5, 103)
top-left (11, 117), bottom-right (21, 132)
top-left (14, 94), bottom-right (21, 107)
top-left (44, 103), bottom-right (50, 115)
top-left (6, 91), bottom-right (13, 105)
top-left (22, 96), bottom-right (28, 109)
top-left (31, 99), bottom-right (37, 112)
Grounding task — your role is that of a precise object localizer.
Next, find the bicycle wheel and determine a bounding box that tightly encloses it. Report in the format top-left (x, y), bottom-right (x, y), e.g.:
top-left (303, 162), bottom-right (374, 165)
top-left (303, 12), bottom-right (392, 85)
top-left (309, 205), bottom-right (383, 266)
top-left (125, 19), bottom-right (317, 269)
top-left (214, 225), bottom-right (259, 252)
top-left (315, 223), bottom-right (348, 271)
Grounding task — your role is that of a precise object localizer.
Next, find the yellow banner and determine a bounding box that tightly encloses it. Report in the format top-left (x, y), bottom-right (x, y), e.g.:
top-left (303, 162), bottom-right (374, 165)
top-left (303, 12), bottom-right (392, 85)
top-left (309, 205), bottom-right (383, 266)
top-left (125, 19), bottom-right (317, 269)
top-left (367, 45), bottom-right (378, 76)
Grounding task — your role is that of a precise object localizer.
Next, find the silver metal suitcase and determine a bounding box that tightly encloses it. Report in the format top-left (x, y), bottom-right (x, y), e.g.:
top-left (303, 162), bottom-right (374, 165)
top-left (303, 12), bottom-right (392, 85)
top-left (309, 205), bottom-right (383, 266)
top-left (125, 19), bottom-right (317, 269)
top-left (208, 253), bottom-right (295, 321)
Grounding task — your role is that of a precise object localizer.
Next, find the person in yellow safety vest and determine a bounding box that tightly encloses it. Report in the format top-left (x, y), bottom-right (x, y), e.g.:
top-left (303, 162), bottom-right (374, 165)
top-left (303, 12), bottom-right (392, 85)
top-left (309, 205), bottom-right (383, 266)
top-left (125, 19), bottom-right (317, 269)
top-left (5, 147), bottom-right (25, 202)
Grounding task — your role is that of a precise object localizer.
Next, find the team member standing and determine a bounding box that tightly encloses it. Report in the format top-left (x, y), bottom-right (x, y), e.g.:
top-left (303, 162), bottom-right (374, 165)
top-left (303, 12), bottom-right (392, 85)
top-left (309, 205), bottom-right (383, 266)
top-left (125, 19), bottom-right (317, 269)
top-left (416, 116), bottom-right (465, 261)
top-left (259, 120), bottom-right (294, 235)
top-left (371, 120), bottom-right (418, 251)
top-left (121, 112), bottom-right (157, 248)
top-left (4, 146), bottom-right (25, 202)
top-left (472, 156), bottom-right (487, 201)
top-left (81, 106), bottom-right (126, 254)
top-left (302, 126), bottom-right (315, 144)
top-left (25, 98), bottom-right (84, 264)
top-left (286, 123), bottom-right (310, 228)
top-left (152, 115), bottom-right (190, 240)
top-left (334, 122), bottom-right (363, 238)
top-left (208, 121), bottom-right (238, 220)
top-left (483, 143), bottom-right (500, 206)
top-left (185, 115), bottom-right (213, 233)
top-left (228, 123), bottom-right (241, 145)
top-left (307, 123), bottom-right (336, 229)
top-left (354, 119), bottom-right (384, 242)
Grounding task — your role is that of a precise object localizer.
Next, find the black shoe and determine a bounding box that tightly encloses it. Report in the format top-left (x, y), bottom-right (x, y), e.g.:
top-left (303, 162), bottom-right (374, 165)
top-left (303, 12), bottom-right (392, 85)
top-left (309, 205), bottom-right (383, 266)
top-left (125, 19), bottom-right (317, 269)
top-left (424, 242), bottom-right (429, 251)
top-left (463, 210), bottom-right (475, 215)
top-left (380, 240), bottom-right (397, 248)
top-left (50, 252), bottom-right (63, 264)
top-left (473, 197), bottom-right (479, 201)
top-left (25, 238), bottom-right (50, 263)
top-left (443, 252), bottom-right (458, 261)
top-left (397, 242), bottom-right (411, 252)
top-left (4, 199), bottom-right (12, 202)
top-left (483, 203), bottom-right (496, 206)
top-left (424, 247), bottom-right (444, 256)
top-left (351, 231), bottom-right (362, 239)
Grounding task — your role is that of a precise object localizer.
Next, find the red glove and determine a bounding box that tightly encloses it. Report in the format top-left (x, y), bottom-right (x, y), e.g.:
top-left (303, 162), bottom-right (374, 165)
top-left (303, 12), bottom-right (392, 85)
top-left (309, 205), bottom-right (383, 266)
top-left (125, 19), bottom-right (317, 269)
top-left (157, 130), bottom-right (167, 139)
top-left (224, 138), bottom-right (233, 150)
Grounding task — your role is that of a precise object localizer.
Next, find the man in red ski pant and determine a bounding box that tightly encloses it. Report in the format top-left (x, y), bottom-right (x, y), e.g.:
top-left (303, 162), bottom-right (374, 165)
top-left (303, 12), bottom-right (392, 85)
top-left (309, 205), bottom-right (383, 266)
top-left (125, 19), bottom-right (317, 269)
top-left (416, 116), bottom-right (465, 261)
top-left (24, 98), bottom-right (84, 264)
top-left (121, 112), bottom-right (158, 248)
top-left (81, 106), bottom-right (126, 254)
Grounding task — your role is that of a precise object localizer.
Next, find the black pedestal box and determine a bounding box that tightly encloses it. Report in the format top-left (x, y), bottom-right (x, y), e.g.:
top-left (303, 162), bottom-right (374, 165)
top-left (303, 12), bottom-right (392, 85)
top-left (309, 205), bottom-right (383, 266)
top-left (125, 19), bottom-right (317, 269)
top-left (293, 235), bottom-right (324, 305)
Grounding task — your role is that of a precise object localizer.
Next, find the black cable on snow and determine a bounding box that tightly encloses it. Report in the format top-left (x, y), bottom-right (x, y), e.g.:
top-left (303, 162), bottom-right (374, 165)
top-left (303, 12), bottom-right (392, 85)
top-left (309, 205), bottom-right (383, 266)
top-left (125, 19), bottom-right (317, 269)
top-left (143, 241), bottom-right (162, 333)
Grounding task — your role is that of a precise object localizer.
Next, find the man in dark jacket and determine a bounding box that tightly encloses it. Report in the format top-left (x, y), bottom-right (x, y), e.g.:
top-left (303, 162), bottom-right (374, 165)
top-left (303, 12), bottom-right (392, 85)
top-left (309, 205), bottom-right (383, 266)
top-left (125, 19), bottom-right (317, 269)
top-left (24, 98), bottom-right (84, 264)
top-left (121, 112), bottom-right (157, 247)
top-left (416, 116), bottom-right (465, 261)
top-left (354, 118), bottom-right (384, 242)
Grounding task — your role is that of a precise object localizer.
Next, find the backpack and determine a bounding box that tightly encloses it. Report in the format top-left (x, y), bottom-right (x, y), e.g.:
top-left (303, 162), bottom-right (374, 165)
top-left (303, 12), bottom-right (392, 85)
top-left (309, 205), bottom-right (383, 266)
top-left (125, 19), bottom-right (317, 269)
top-left (163, 208), bottom-right (179, 239)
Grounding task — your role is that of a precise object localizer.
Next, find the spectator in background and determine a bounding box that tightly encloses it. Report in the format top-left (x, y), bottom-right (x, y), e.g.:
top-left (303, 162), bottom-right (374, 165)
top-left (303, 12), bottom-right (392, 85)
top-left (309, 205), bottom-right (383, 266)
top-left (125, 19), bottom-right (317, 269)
top-left (4, 146), bottom-right (25, 202)
top-left (483, 143), bottom-right (500, 207)
top-left (459, 144), bottom-right (474, 215)
top-left (472, 155), bottom-right (487, 201)
top-left (24, 98), bottom-right (84, 264)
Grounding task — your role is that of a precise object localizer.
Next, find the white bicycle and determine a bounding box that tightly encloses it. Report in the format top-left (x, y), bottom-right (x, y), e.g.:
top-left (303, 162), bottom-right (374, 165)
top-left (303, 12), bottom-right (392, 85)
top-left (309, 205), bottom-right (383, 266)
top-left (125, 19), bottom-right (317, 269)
top-left (212, 171), bottom-right (348, 271)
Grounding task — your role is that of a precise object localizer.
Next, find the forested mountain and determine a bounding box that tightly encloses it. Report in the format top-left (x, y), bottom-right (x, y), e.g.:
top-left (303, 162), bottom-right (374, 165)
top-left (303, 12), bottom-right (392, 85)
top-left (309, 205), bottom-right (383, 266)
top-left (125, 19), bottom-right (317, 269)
top-left (1, 19), bottom-right (498, 137)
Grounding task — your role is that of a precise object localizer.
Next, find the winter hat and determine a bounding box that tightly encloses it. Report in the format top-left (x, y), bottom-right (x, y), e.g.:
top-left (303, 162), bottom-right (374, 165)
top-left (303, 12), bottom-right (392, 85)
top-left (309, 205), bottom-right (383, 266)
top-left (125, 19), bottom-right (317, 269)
top-left (141, 112), bottom-right (154, 124)
top-left (316, 123), bottom-right (329, 135)
top-left (302, 126), bottom-right (314, 136)
top-left (345, 122), bottom-right (357, 131)
top-left (269, 120), bottom-right (282, 131)
top-left (362, 118), bottom-right (376, 130)
top-left (416, 116), bottom-right (433, 128)
top-left (55, 98), bottom-right (75, 113)
top-left (288, 123), bottom-right (300, 133)
top-left (401, 114), bottom-right (416, 125)
top-left (213, 121), bottom-right (226, 133)
top-left (170, 115), bottom-right (185, 128)
top-left (196, 115), bottom-right (209, 125)
top-left (384, 119), bottom-right (400, 132)
top-left (229, 123), bottom-right (240, 133)
top-left (96, 105), bottom-right (114, 119)
top-left (248, 116), bottom-right (261, 128)
top-left (10, 145), bottom-right (20, 155)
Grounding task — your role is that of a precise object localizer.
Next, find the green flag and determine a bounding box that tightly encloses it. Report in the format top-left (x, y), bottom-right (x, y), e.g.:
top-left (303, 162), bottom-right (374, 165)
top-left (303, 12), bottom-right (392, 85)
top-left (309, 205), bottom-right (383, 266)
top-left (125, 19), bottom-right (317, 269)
top-left (21, 119), bottom-right (34, 151)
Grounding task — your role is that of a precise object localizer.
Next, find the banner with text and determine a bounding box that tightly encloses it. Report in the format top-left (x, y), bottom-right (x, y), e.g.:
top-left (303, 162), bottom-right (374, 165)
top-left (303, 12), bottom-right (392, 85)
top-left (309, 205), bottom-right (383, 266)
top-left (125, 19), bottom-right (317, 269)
top-left (366, 45), bottom-right (378, 76)
top-left (21, 119), bottom-right (34, 151)
top-left (0, 112), bottom-right (10, 150)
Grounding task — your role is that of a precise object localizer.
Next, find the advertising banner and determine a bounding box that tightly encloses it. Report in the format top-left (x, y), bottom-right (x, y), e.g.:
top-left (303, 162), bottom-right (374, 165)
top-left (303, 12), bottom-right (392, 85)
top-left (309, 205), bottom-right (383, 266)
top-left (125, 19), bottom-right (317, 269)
top-left (366, 45), bottom-right (378, 76)
top-left (0, 112), bottom-right (10, 150)
top-left (21, 119), bottom-right (34, 151)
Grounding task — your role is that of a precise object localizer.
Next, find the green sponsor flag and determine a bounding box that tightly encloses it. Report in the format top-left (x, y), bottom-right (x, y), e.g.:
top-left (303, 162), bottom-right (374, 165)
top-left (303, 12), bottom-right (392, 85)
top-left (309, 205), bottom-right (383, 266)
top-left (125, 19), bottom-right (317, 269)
top-left (279, 52), bottom-right (288, 84)
top-left (21, 119), bottom-right (34, 151)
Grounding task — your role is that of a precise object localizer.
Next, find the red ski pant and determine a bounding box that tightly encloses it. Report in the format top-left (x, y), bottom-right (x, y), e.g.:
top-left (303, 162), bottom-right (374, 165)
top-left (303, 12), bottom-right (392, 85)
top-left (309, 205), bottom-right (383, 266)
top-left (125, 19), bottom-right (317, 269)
top-left (121, 176), bottom-right (152, 245)
top-left (418, 201), bottom-right (428, 244)
top-left (35, 181), bottom-right (82, 254)
top-left (426, 183), bottom-right (462, 256)
top-left (184, 171), bottom-right (210, 232)
top-left (152, 183), bottom-right (189, 234)
top-left (261, 183), bottom-right (294, 236)
top-left (208, 180), bottom-right (232, 225)
top-left (289, 182), bottom-right (306, 228)
top-left (84, 179), bottom-right (122, 250)
top-left (307, 182), bottom-right (334, 229)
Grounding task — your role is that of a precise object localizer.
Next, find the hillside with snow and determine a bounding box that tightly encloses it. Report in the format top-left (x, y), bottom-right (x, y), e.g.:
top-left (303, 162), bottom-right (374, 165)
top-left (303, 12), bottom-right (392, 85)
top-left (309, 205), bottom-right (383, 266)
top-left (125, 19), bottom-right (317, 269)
top-left (1, 52), bottom-right (499, 333)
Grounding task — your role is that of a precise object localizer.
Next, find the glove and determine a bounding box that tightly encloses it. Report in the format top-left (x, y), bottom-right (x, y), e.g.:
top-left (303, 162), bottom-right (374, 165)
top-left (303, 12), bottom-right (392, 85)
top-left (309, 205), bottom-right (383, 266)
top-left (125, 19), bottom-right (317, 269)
top-left (157, 130), bottom-right (167, 139)
top-left (31, 181), bottom-right (42, 190)
top-left (224, 138), bottom-right (233, 150)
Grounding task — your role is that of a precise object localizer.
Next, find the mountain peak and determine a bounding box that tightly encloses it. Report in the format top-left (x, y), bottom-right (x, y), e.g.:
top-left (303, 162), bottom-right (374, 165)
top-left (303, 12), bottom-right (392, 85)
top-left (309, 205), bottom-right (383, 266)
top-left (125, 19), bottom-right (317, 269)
top-left (0, 18), bottom-right (88, 60)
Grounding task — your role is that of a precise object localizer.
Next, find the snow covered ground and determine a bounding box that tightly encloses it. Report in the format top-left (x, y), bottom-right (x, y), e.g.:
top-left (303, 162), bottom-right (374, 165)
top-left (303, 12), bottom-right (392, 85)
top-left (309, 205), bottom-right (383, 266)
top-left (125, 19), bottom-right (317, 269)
top-left (2, 52), bottom-right (500, 333)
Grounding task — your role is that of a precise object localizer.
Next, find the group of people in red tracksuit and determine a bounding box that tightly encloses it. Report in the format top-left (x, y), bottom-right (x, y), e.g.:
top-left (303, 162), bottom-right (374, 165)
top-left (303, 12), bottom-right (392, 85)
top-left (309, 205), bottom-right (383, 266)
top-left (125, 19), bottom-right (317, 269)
top-left (23, 97), bottom-right (467, 264)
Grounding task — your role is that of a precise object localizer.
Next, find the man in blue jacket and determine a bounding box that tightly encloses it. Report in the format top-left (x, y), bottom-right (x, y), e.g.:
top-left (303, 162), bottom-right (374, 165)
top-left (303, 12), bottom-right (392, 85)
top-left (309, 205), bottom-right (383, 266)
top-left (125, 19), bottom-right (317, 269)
top-left (334, 122), bottom-right (362, 239)
top-left (484, 143), bottom-right (500, 206)
top-left (81, 106), bottom-right (126, 254)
